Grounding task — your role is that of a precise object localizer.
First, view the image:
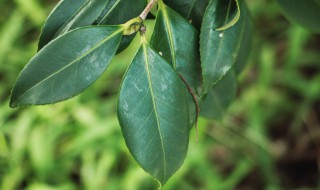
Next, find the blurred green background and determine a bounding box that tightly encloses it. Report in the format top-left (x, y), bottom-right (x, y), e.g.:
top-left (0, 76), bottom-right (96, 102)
top-left (1, 0), bottom-right (320, 189)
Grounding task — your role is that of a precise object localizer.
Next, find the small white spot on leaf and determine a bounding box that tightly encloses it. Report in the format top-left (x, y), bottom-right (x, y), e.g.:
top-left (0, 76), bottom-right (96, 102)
top-left (161, 83), bottom-right (168, 91)
top-left (222, 66), bottom-right (229, 74)
top-left (219, 33), bottom-right (224, 38)
top-left (134, 83), bottom-right (142, 92)
top-left (123, 101), bottom-right (129, 111)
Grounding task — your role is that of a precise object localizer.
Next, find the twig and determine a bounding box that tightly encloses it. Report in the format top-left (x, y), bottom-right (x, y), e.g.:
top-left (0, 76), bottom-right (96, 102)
top-left (139, 0), bottom-right (157, 20)
top-left (178, 75), bottom-right (200, 141)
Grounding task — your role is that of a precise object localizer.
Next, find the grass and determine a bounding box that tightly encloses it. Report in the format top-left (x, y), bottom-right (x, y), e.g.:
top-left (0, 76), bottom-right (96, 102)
top-left (0, 0), bottom-right (320, 189)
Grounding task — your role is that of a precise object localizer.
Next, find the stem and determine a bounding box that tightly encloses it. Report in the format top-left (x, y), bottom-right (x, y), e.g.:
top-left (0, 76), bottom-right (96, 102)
top-left (139, 0), bottom-right (157, 20)
top-left (179, 75), bottom-right (200, 141)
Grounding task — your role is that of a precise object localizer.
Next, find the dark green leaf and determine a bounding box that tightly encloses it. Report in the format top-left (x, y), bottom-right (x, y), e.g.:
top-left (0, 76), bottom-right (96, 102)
top-left (277, 0), bottom-right (320, 32)
top-left (117, 39), bottom-right (190, 185)
top-left (10, 26), bottom-right (123, 107)
top-left (150, 2), bottom-right (201, 126)
top-left (200, 70), bottom-right (237, 120)
top-left (235, 8), bottom-right (252, 74)
top-left (99, 0), bottom-right (147, 25)
top-left (150, 2), bottom-right (201, 94)
top-left (94, 0), bottom-right (119, 24)
top-left (98, 0), bottom-right (147, 52)
top-left (215, 0), bottom-right (240, 31)
top-left (163, 0), bottom-right (210, 29)
top-left (38, 0), bottom-right (87, 49)
top-left (54, 0), bottom-right (111, 37)
top-left (200, 0), bottom-right (247, 95)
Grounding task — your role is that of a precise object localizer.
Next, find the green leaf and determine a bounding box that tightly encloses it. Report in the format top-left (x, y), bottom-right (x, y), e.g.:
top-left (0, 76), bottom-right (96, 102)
top-left (94, 0), bottom-right (119, 24)
top-left (54, 0), bottom-right (111, 37)
top-left (98, 0), bottom-right (147, 52)
top-left (200, 70), bottom-right (237, 120)
top-left (38, 0), bottom-right (112, 50)
top-left (10, 26), bottom-right (123, 107)
top-left (99, 0), bottom-right (147, 25)
top-left (234, 11), bottom-right (252, 74)
top-left (150, 2), bottom-right (201, 126)
top-left (277, 0), bottom-right (320, 32)
top-left (38, 0), bottom-right (87, 49)
top-left (215, 0), bottom-right (240, 31)
top-left (117, 38), bottom-right (190, 185)
top-left (150, 2), bottom-right (201, 94)
top-left (163, 0), bottom-right (210, 29)
top-left (200, 0), bottom-right (247, 95)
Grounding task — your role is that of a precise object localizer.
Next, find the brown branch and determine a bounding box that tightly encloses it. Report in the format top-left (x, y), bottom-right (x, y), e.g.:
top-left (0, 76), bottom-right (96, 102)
top-left (139, 0), bottom-right (157, 20)
top-left (178, 75), bottom-right (200, 141)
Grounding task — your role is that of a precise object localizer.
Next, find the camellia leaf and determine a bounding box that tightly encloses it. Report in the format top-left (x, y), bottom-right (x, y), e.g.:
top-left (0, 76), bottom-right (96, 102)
top-left (200, 5), bottom-right (251, 120)
top-left (38, 0), bottom-right (87, 49)
top-left (117, 37), bottom-right (190, 185)
top-left (215, 0), bottom-right (240, 31)
top-left (163, 0), bottom-right (210, 29)
top-left (10, 26), bottom-right (123, 107)
top-left (150, 1), bottom-right (200, 126)
top-left (54, 0), bottom-right (111, 37)
top-left (94, 0), bottom-right (119, 24)
top-left (277, 0), bottom-right (320, 32)
top-left (200, 70), bottom-right (237, 120)
top-left (150, 1), bottom-right (201, 94)
top-left (200, 0), bottom-right (247, 95)
top-left (38, 0), bottom-right (111, 50)
top-left (234, 11), bottom-right (252, 74)
top-left (98, 0), bottom-right (147, 25)
top-left (98, 0), bottom-right (147, 52)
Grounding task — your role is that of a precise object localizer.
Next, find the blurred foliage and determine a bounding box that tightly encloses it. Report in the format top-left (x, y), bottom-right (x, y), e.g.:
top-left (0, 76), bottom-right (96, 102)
top-left (0, 0), bottom-right (320, 189)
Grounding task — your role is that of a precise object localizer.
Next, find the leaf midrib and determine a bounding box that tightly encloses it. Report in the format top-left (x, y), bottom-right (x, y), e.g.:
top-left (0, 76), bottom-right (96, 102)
top-left (54, 0), bottom-right (91, 38)
top-left (98, 0), bottom-right (121, 24)
top-left (142, 44), bottom-right (167, 182)
top-left (15, 27), bottom-right (122, 102)
top-left (160, 3), bottom-right (177, 69)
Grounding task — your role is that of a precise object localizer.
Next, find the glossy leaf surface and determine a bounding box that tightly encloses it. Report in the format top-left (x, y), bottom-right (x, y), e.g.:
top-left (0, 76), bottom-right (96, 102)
top-left (10, 26), bottom-right (123, 107)
top-left (234, 10), bottom-right (252, 74)
top-left (277, 0), bottom-right (320, 32)
top-left (54, 0), bottom-right (111, 37)
top-left (163, 0), bottom-right (210, 29)
top-left (99, 0), bottom-right (147, 25)
top-left (150, 2), bottom-right (200, 126)
top-left (98, 0), bottom-right (147, 52)
top-left (200, 0), bottom-right (247, 94)
top-left (200, 70), bottom-right (237, 120)
top-left (118, 40), bottom-right (190, 185)
top-left (150, 2), bottom-right (201, 94)
top-left (94, 0), bottom-right (119, 24)
top-left (38, 0), bottom-right (87, 49)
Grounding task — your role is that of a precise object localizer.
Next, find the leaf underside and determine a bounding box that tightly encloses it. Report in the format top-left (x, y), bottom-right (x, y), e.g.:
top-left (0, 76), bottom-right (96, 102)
top-left (117, 41), bottom-right (190, 185)
top-left (10, 26), bottom-right (122, 107)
